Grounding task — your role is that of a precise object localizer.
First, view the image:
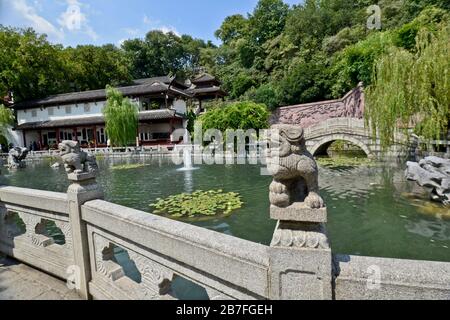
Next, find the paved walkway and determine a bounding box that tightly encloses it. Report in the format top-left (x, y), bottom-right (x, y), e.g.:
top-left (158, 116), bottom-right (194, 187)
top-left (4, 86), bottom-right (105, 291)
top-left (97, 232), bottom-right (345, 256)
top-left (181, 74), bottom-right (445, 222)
top-left (0, 255), bottom-right (81, 300)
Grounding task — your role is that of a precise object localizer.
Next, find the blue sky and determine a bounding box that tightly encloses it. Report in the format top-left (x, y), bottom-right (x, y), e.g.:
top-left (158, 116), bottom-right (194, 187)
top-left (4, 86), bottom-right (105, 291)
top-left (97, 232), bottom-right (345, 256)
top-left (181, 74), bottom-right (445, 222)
top-left (0, 0), bottom-right (301, 47)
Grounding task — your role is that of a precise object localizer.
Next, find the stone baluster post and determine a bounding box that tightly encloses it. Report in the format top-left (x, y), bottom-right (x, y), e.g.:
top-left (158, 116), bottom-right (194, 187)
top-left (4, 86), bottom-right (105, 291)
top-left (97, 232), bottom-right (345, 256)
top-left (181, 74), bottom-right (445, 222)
top-left (266, 124), bottom-right (332, 300)
top-left (60, 140), bottom-right (103, 299)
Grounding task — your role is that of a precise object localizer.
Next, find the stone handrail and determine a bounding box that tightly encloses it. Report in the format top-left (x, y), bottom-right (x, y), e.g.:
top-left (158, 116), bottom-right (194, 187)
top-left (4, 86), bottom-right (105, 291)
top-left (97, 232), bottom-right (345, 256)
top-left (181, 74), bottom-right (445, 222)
top-left (81, 200), bottom-right (269, 300)
top-left (334, 254), bottom-right (450, 300)
top-left (0, 186), bottom-right (74, 281)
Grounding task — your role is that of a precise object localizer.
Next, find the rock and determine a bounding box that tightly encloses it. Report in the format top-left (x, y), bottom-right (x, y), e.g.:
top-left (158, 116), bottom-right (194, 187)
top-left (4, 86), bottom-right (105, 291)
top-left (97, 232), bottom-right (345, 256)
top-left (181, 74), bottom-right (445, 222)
top-left (51, 163), bottom-right (60, 168)
top-left (7, 147), bottom-right (28, 169)
top-left (405, 156), bottom-right (450, 205)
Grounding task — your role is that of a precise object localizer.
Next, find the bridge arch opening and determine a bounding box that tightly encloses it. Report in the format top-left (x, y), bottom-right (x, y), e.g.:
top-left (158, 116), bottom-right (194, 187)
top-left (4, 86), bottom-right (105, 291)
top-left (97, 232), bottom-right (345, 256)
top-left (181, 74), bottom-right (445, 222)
top-left (311, 137), bottom-right (371, 158)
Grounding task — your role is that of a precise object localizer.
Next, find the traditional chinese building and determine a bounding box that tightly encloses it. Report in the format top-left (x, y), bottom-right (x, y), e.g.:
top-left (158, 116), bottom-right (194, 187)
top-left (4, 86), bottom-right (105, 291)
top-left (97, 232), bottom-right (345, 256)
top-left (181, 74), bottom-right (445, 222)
top-left (188, 73), bottom-right (227, 113)
top-left (9, 74), bottom-right (226, 150)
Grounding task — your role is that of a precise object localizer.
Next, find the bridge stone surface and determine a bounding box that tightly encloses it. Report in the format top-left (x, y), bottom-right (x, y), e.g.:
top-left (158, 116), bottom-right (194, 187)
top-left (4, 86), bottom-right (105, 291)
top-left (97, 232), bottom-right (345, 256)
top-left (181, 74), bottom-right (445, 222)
top-left (0, 254), bottom-right (80, 300)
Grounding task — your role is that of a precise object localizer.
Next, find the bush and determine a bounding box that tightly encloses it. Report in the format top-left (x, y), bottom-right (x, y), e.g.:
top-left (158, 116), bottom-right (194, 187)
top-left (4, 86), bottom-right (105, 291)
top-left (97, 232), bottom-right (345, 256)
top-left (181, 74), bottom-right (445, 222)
top-left (199, 101), bottom-right (270, 132)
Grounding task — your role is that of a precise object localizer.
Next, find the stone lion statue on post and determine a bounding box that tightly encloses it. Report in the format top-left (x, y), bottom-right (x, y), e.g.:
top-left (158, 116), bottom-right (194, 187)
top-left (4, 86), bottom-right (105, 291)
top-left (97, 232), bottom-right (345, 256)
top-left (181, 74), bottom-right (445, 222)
top-left (266, 124), bottom-right (324, 209)
top-left (58, 140), bottom-right (98, 174)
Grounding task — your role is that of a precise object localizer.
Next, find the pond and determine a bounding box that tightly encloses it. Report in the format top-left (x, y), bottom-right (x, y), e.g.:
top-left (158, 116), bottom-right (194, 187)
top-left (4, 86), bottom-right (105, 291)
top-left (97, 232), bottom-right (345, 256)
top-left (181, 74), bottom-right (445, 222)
top-left (1, 157), bottom-right (449, 263)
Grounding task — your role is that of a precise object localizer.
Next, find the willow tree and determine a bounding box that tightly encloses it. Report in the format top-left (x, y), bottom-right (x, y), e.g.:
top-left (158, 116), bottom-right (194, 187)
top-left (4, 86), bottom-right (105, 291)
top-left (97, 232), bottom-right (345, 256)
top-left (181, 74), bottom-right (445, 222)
top-left (366, 24), bottom-right (450, 148)
top-left (103, 85), bottom-right (139, 147)
top-left (0, 104), bottom-right (15, 144)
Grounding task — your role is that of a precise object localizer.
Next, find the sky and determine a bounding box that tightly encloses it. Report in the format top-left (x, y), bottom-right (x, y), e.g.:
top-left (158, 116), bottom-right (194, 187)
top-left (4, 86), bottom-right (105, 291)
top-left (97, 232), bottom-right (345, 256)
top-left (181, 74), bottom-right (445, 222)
top-left (0, 0), bottom-right (302, 47)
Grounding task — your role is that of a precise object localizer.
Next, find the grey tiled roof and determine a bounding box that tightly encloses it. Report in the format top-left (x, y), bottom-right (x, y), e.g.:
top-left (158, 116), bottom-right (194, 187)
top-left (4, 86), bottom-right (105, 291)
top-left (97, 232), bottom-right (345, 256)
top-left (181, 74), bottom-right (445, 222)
top-left (12, 81), bottom-right (191, 110)
top-left (192, 73), bottom-right (217, 84)
top-left (15, 109), bottom-right (183, 130)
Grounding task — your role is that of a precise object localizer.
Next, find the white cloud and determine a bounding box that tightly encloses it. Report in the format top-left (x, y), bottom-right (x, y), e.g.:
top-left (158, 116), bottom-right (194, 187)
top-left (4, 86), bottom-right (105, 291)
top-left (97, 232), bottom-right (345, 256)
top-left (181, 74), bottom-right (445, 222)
top-left (10, 0), bottom-right (64, 40)
top-left (143, 14), bottom-right (153, 25)
top-left (142, 14), bottom-right (180, 37)
top-left (117, 38), bottom-right (127, 47)
top-left (123, 28), bottom-right (140, 36)
top-left (58, 0), bottom-right (98, 41)
top-left (157, 26), bottom-right (180, 36)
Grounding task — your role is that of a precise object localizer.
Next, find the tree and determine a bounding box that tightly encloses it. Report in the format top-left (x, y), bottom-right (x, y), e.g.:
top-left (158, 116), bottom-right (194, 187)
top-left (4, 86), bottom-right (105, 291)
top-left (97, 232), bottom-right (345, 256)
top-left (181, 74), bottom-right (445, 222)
top-left (249, 0), bottom-right (289, 46)
top-left (103, 86), bottom-right (139, 147)
top-left (215, 15), bottom-right (249, 44)
top-left (244, 83), bottom-right (281, 111)
top-left (366, 23), bottom-right (450, 147)
top-left (63, 44), bottom-right (132, 92)
top-left (122, 30), bottom-right (210, 79)
top-left (0, 26), bottom-right (67, 101)
top-left (199, 101), bottom-right (269, 132)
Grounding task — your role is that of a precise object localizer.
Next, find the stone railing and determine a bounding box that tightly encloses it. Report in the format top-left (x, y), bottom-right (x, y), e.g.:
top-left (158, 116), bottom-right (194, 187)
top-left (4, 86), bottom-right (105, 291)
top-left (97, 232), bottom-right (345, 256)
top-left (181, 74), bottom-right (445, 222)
top-left (0, 136), bottom-right (450, 300)
top-left (0, 186), bottom-right (74, 280)
top-left (270, 83), bottom-right (365, 128)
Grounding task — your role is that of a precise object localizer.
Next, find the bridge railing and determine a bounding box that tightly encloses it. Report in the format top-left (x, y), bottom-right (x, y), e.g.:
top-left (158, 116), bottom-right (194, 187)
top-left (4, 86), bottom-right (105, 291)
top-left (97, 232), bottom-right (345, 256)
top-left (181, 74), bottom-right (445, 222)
top-left (0, 186), bottom-right (74, 280)
top-left (81, 200), bottom-right (269, 300)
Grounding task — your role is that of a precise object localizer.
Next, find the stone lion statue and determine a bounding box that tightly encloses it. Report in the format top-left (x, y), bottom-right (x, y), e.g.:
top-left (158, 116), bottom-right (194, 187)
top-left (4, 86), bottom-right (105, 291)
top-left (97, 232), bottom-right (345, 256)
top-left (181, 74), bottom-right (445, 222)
top-left (7, 147), bottom-right (29, 169)
top-left (58, 140), bottom-right (98, 174)
top-left (267, 124), bottom-right (324, 209)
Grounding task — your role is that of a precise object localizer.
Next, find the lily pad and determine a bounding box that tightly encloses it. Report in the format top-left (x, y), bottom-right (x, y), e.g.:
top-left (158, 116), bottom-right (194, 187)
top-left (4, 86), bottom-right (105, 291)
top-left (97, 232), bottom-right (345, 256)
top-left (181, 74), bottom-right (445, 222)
top-left (149, 189), bottom-right (243, 219)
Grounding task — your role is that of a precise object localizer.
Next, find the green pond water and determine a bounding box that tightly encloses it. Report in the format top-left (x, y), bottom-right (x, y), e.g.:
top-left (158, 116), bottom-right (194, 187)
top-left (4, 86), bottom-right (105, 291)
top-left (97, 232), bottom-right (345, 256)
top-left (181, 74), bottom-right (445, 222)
top-left (1, 157), bottom-right (449, 263)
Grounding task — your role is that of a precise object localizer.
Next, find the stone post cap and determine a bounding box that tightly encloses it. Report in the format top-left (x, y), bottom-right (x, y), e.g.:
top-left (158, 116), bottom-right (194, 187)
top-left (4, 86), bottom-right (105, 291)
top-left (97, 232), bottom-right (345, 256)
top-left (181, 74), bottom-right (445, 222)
top-left (68, 171), bottom-right (97, 182)
top-left (270, 203), bottom-right (327, 223)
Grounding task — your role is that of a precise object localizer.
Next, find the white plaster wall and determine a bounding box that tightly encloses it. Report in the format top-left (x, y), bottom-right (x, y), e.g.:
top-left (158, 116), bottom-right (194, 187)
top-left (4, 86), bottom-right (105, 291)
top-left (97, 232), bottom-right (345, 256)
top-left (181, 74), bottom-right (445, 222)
top-left (16, 101), bottom-right (106, 125)
top-left (24, 131), bottom-right (39, 146)
top-left (172, 99), bottom-right (187, 114)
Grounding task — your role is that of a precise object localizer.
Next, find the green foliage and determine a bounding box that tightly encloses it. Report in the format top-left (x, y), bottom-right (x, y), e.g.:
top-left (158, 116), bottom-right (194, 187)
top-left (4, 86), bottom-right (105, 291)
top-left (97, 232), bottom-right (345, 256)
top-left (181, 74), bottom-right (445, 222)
top-left (150, 190), bottom-right (243, 218)
top-left (0, 104), bottom-right (14, 129)
top-left (122, 30), bottom-right (213, 79)
top-left (103, 86), bottom-right (139, 147)
top-left (0, 26), bottom-right (134, 102)
top-left (1, 0), bottom-right (449, 116)
top-left (199, 101), bottom-right (270, 132)
top-left (0, 27), bottom-right (67, 101)
top-left (331, 31), bottom-right (396, 97)
top-left (366, 23), bottom-right (450, 147)
top-left (280, 54), bottom-right (332, 104)
top-left (215, 15), bottom-right (249, 44)
top-left (244, 83), bottom-right (281, 110)
top-left (63, 44), bottom-right (132, 92)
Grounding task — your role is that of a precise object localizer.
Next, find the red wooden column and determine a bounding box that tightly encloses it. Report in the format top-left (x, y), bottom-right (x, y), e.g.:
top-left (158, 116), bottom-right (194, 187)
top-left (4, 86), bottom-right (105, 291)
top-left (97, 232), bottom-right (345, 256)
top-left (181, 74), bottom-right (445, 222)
top-left (38, 130), bottom-right (43, 149)
top-left (56, 128), bottom-right (60, 144)
top-left (92, 125), bottom-right (97, 148)
top-left (23, 130), bottom-right (27, 148)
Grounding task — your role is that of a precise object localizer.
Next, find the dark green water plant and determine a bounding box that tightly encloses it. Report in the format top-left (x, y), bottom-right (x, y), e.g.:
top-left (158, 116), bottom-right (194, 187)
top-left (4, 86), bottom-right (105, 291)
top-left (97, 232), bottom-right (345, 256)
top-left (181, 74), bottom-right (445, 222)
top-left (150, 189), bottom-right (243, 218)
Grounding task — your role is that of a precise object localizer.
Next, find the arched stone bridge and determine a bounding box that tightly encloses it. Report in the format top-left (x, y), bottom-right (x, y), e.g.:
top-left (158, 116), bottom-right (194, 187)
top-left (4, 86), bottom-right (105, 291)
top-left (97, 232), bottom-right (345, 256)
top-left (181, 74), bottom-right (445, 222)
top-left (271, 84), bottom-right (410, 159)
